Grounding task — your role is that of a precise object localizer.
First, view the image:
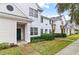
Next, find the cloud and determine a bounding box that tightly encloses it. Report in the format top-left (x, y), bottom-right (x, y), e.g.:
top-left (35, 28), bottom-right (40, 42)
top-left (38, 3), bottom-right (45, 7)
top-left (44, 4), bottom-right (50, 8)
top-left (46, 14), bottom-right (59, 18)
top-left (38, 3), bottom-right (50, 8)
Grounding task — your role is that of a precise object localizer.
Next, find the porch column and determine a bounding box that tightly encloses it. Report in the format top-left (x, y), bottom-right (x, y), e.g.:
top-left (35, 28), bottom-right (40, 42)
top-left (25, 23), bottom-right (31, 43)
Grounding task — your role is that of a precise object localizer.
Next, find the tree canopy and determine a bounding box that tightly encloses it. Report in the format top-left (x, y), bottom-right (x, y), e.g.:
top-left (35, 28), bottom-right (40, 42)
top-left (56, 3), bottom-right (79, 25)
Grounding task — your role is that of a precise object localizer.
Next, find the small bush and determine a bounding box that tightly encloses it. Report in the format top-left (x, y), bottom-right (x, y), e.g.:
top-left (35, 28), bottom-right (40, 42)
top-left (0, 43), bottom-right (10, 50)
top-left (31, 33), bottom-right (54, 42)
top-left (54, 33), bottom-right (67, 38)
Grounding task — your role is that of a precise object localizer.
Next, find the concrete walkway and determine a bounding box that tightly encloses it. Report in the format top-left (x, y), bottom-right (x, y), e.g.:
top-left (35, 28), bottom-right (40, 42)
top-left (56, 39), bottom-right (79, 55)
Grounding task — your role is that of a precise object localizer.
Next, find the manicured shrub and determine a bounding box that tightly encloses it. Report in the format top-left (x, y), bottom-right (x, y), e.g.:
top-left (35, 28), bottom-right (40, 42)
top-left (31, 36), bottom-right (41, 42)
top-left (31, 33), bottom-right (54, 42)
top-left (31, 36), bottom-right (41, 40)
top-left (41, 33), bottom-right (54, 40)
top-left (54, 33), bottom-right (67, 38)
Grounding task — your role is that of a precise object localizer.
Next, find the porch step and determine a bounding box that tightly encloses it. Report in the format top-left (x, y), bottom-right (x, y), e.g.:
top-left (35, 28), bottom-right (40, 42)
top-left (17, 41), bottom-right (28, 46)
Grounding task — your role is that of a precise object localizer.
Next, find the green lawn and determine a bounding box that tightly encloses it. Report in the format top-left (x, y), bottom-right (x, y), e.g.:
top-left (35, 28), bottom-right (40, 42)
top-left (30, 39), bottom-right (72, 55)
top-left (0, 47), bottom-right (22, 55)
top-left (0, 39), bottom-right (73, 55)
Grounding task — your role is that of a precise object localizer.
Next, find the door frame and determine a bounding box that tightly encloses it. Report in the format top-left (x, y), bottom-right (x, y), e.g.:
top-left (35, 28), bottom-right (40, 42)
top-left (17, 28), bottom-right (21, 41)
top-left (17, 23), bottom-right (25, 41)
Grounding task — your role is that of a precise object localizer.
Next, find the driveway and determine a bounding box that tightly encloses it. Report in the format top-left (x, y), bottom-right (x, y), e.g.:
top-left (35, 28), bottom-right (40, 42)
top-left (56, 39), bottom-right (79, 55)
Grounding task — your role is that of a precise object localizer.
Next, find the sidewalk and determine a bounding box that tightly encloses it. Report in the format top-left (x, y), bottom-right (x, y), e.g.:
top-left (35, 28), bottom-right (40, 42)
top-left (56, 39), bottom-right (79, 55)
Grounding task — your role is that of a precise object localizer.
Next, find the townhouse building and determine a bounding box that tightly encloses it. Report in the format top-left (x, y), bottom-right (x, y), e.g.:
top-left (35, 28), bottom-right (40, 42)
top-left (0, 3), bottom-right (52, 44)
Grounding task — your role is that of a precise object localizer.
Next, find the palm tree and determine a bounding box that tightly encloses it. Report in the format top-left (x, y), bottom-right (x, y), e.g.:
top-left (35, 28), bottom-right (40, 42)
top-left (56, 3), bottom-right (79, 25)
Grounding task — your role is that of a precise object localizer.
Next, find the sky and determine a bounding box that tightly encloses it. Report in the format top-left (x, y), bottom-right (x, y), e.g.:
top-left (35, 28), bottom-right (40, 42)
top-left (38, 3), bottom-right (70, 20)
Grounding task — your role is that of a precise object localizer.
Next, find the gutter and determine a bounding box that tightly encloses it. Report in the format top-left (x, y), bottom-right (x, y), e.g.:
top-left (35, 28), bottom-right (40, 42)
top-left (0, 12), bottom-right (33, 22)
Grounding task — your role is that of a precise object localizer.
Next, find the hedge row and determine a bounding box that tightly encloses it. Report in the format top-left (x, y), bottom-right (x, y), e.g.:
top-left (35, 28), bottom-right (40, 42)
top-left (31, 33), bottom-right (67, 42)
top-left (31, 33), bottom-right (54, 42)
top-left (54, 33), bottom-right (67, 38)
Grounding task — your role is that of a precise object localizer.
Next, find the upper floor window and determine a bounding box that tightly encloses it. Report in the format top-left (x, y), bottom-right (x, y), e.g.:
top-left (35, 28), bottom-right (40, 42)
top-left (7, 5), bottom-right (14, 11)
top-left (34, 9), bottom-right (38, 17)
top-left (30, 27), bottom-right (38, 35)
top-left (29, 8), bottom-right (33, 16)
top-left (41, 16), bottom-right (43, 23)
top-left (49, 20), bottom-right (51, 24)
top-left (29, 8), bottom-right (38, 18)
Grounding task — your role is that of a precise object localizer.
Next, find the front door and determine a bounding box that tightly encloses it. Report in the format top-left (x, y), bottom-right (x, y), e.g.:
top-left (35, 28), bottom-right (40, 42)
top-left (17, 28), bottom-right (21, 41)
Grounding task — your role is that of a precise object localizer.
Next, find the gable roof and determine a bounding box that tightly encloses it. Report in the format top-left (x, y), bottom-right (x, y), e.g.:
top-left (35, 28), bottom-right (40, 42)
top-left (41, 15), bottom-right (51, 20)
top-left (0, 3), bottom-right (33, 22)
top-left (0, 3), bottom-right (27, 17)
top-left (51, 15), bottom-right (66, 22)
top-left (13, 4), bottom-right (27, 17)
top-left (35, 3), bottom-right (41, 9)
top-left (51, 16), bottom-right (62, 22)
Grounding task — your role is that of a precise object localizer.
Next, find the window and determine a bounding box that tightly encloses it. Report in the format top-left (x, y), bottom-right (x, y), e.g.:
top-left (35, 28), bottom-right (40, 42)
top-left (49, 20), bottom-right (51, 24)
top-left (52, 24), bottom-right (56, 33)
top-left (45, 29), bottom-right (47, 33)
top-left (29, 8), bottom-right (38, 18)
top-left (49, 29), bottom-right (51, 33)
top-left (41, 16), bottom-right (43, 23)
top-left (7, 5), bottom-right (14, 11)
top-left (60, 25), bottom-right (65, 33)
top-left (30, 27), bottom-right (38, 35)
top-left (41, 29), bottom-right (43, 35)
top-left (34, 28), bottom-right (38, 35)
top-left (34, 10), bottom-right (38, 17)
top-left (30, 27), bottom-right (33, 35)
top-left (29, 8), bottom-right (33, 16)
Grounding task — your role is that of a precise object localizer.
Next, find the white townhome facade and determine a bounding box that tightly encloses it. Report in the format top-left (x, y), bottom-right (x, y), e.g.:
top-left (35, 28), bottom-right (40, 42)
top-left (51, 15), bottom-right (77, 35)
top-left (39, 15), bottom-right (52, 35)
top-left (0, 3), bottom-right (52, 44)
top-left (15, 4), bottom-right (52, 37)
top-left (51, 15), bottom-right (66, 33)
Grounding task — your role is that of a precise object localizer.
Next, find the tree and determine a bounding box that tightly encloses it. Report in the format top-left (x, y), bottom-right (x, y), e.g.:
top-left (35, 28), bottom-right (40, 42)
top-left (56, 3), bottom-right (79, 25)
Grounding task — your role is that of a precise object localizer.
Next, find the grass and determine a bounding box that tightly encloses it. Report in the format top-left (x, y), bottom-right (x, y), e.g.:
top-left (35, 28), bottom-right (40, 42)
top-left (0, 39), bottom-right (72, 55)
top-left (66, 34), bottom-right (79, 41)
top-left (30, 39), bottom-right (72, 55)
top-left (0, 47), bottom-right (22, 55)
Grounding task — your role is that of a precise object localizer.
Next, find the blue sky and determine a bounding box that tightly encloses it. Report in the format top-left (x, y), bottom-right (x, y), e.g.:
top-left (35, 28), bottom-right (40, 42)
top-left (41, 3), bottom-right (58, 17)
top-left (38, 3), bottom-right (70, 20)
